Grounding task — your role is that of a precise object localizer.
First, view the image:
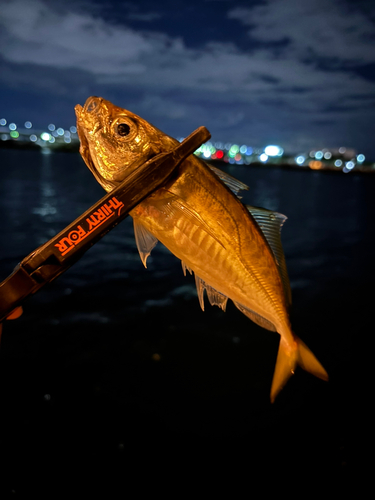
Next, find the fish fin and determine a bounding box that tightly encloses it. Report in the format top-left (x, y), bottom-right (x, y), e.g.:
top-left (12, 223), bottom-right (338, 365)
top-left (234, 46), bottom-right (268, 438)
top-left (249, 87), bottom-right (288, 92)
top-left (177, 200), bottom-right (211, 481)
top-left (133, 219), bottom-right (159, 268)
top-left (181, 261), bottom-right (193, 276)
top-left (206, 284), bottom-right (228, 311)
top-left (246, 205), bottom-right (292, 308)
top-left (208, 165), bottom-right (249, 197)
top-left (296, 336), bottom-right (329, 382)
top-left (233, 302), bottom-right (277, 332)
top-left (195, 274), bottom-right (206, 311)
top-left (156, 194), bottom-right (225, 249)
top-left (194, 274), bottom-right (228, 312)
top-left (270, 334), bottom-right (329, 403)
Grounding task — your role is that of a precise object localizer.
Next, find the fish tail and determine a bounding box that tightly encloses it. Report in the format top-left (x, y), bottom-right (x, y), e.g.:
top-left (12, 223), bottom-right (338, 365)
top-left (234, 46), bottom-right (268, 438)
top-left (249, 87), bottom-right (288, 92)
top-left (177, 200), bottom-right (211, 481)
top-left (270, 333), bottom-right (328, 403)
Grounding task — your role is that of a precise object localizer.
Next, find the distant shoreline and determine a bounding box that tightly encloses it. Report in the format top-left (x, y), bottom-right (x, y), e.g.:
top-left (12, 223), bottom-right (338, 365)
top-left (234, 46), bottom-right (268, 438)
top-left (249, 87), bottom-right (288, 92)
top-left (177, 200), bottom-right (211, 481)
top-left (1, 137), bottom-right (374, 174)
top-left (0, 138), bottom-right (79, 153)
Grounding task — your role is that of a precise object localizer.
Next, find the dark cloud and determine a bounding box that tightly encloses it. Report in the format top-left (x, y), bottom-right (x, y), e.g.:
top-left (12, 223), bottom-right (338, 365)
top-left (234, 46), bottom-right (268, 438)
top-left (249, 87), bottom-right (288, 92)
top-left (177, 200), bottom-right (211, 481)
top-left (229, 0), bottom-right (375, 65)
top-left (126, 12), bottom-right (162, 22)
top-left (0, 0), bottom-right (374, 157)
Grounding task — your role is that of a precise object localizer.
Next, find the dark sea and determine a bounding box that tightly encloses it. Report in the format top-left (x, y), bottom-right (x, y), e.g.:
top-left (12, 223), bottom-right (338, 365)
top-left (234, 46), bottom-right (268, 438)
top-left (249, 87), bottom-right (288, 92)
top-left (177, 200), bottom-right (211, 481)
top-left (0, 148), bottom-right (371, 494)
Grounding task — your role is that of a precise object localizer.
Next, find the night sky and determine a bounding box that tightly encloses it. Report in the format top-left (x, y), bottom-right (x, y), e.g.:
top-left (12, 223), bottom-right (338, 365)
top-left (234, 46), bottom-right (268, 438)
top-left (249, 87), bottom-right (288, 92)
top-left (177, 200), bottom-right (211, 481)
top-left (1, 0), bottom-right (375, 158)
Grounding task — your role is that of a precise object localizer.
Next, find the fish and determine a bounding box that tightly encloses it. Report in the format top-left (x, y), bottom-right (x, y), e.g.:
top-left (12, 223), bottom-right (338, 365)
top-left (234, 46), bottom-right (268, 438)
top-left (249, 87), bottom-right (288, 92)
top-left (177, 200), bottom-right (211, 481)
top-left (75, 96), bottom-right (328, 402)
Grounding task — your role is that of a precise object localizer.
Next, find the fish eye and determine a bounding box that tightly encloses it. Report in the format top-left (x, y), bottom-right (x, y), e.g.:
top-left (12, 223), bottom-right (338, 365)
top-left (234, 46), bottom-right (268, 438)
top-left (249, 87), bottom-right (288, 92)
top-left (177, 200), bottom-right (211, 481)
top-left (117, 123), bottom-right (130, 137)
top-left (112, 117), bottom-right (137, 141)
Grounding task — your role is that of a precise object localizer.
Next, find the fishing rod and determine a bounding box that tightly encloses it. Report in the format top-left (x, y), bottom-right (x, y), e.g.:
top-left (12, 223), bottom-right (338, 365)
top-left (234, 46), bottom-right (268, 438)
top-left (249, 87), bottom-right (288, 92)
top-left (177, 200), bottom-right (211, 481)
top-left (0, 126), bottom-right (211, 324)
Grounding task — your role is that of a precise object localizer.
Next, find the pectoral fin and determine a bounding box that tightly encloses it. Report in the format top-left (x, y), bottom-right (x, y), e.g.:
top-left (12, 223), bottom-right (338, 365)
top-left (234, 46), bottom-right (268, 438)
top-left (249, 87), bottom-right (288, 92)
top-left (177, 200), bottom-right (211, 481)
top-left (133, 219), bottom-right (159, 268)
top-left (154, 193), bottom-right (225, 249)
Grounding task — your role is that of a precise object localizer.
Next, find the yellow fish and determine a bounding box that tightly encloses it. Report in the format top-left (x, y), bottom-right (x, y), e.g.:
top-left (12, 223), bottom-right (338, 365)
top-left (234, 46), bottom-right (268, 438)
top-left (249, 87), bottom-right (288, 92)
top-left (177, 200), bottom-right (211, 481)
top-left (75, 96), bottom-right (328, 402)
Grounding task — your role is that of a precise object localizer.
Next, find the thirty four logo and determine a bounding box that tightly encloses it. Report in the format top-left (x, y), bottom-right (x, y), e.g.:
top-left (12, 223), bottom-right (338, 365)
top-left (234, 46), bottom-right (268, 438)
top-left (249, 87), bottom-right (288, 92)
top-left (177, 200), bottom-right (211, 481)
top-left (54, 197), bottom-right (124, 256)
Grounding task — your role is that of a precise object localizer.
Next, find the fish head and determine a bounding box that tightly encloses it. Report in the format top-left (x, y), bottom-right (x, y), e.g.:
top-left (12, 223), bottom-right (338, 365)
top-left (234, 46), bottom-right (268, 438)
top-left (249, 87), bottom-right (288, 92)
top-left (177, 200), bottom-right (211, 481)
top-left (75, 96), bottom-right (176, 192)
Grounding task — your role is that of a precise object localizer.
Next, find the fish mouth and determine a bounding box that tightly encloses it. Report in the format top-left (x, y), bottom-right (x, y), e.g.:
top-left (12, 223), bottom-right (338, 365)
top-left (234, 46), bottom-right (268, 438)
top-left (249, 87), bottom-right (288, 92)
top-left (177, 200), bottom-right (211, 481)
top-left (75, 97), bottom-right (105, 135)
top-left (75, 98), bottom-right (117, 192)
top-left (74, 103), bottom-right (83, 116)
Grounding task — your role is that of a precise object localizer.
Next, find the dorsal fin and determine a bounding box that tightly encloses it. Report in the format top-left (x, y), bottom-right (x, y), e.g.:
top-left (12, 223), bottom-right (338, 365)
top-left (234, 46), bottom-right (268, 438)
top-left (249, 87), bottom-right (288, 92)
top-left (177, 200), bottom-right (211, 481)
top-left (133, 219), bottom-right (159, 268)
top-left (233, 302), bottom-right (277, 332)
top-left (208, 165), bottom-right (249, 197)
top-left (194, 274), bottom-right (228, 312)
top-left (246, 205), bottom-right (292, 308)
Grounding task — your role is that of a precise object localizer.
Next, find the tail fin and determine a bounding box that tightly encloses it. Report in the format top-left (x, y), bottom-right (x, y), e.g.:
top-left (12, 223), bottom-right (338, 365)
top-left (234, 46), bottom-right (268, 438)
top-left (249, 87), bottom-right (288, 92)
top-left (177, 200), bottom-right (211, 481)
top-left (270, 334), bottom-right (328, 403)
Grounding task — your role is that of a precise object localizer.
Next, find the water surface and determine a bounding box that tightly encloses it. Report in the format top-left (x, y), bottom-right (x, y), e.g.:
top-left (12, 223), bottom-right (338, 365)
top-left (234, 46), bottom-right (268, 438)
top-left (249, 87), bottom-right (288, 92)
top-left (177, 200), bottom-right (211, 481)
top-left (0, 149), bottom-right (368, 492)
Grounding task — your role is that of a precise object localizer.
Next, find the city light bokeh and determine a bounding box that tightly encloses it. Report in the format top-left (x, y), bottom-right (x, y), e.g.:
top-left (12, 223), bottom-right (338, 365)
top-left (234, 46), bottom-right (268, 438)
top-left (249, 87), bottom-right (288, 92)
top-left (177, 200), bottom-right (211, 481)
top-left (0, 117), bottom-right (373, 174)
